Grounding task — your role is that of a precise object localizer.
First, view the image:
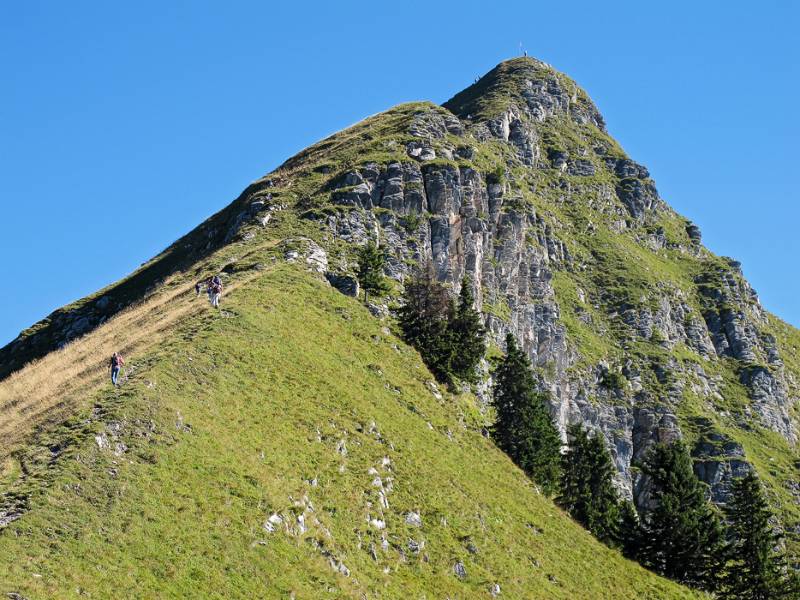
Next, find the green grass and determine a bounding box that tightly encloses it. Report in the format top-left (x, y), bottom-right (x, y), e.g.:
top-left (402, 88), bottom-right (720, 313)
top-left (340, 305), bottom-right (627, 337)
top-left (0, 265), bottom-right (700, 599)
top-left (551, 271), bottom-right (617, 367)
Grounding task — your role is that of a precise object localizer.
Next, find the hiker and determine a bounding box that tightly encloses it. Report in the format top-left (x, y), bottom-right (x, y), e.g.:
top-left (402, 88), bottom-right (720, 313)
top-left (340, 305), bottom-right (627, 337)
top-left (195, 281), bottom-right (202, 296)
top-left (110, 352), bottom-right (124, 386)
top-left (210, 280), bottom-right (223, 308)
top-left (205, 277), bottom-right (214, 303)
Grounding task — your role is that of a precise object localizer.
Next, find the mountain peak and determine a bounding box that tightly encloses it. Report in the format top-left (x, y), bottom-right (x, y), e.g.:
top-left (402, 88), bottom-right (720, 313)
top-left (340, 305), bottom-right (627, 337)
top-left (443, 56), bottom-right (605, 131)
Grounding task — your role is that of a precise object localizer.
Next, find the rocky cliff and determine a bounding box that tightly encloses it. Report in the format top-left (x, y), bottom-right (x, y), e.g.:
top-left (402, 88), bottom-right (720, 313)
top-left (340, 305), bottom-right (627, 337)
top-left (3, 57), bottom-right (798, 540)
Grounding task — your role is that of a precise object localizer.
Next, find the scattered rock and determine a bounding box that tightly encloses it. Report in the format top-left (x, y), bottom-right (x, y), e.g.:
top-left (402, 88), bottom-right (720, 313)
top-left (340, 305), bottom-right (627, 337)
top-left (325, 272), bottom-right (359, 297)
top-left (453, 561), bottom-right (467, 580)
top-left (336, 439), bottom-right (347, 456)
top-left (264, 513), bottom-right (283, 533)
top-left (0, 507), bottom-right (23, 528)
top-left (406, 141), bottom-right (436, 161)
top-left (405, 511), bottom-right (422, 527)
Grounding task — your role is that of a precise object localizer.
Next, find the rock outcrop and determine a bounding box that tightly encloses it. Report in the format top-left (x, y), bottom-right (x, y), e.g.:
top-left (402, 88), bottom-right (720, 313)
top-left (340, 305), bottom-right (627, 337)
top-left (296, 58), bottom-right (798, 520)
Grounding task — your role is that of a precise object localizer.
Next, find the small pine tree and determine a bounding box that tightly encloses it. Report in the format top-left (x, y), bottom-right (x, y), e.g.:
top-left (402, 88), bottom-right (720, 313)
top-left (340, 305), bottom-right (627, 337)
top-left (398, 263), bottom-right (453, 383)
top-left (491, 333), bottom-right (561, 495)
top-left (618, 500), bottom-right (643, 560)
top-left (558, 424), bottom-right (621, 545)
top-left (723, 471), bottom-right (797, 599)
top-left (637, 441), bottom-right (726, 591)
top-left (446, 277), bottom-right (486, 383)
top-left (356, 241), bottom-right (390, 303)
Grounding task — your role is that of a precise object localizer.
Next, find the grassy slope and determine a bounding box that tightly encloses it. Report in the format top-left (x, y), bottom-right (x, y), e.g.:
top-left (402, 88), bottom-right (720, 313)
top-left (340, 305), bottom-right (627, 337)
top-left (0, 265), bottom-right (699, 599)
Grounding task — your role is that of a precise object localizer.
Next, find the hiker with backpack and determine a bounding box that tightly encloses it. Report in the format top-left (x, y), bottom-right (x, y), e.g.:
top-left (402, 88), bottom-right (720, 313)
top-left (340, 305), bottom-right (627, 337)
top-left (205, 277), bottom-right (214, 303)
top-left (210, 279), bottom-right (223, 308)
top-left (110, 352), bottom-right (125, 386)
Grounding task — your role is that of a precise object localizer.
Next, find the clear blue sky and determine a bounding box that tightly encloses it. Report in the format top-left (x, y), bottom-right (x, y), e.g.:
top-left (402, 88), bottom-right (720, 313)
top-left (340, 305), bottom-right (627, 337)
top-left (1, 1), bottom-right (798, 346)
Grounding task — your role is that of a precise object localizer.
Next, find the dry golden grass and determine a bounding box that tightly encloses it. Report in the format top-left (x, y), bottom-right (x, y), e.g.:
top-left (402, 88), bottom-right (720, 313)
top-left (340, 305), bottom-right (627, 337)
top-left (0, 272), bottom-right (256, 460)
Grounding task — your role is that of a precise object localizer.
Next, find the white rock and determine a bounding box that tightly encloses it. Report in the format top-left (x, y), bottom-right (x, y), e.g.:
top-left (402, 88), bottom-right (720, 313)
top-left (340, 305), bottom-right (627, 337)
top-left (264, 513), bottom-right (283, 532)
top-left (405, 511), bottom-right (422, 527)
top-left (336, 439), bottom-right (347, 456)
top-left (453, 561), bottom-right (467, 579)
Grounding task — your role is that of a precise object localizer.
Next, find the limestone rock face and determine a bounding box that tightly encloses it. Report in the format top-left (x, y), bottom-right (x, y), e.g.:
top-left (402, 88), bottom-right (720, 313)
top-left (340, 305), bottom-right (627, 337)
top-left (302, 58), bottom-right (798, 517)
top-left (314, 141), bottom-right (797, 507)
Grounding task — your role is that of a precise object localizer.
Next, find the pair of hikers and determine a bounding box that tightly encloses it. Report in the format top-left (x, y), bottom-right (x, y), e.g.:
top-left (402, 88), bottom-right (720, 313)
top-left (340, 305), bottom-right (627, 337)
top-left (195, 275), bottom-right (223, 308)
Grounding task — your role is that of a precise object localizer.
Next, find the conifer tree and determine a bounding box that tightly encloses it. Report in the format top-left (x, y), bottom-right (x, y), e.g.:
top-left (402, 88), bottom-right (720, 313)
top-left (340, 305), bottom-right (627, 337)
top-left (446, 277), bottom-right (486, 383)
top-left (398, 263), bottom-right (453, 382)
top-left (559, 424), bottom-right (621, 545)
top-left (723, 471), bottom-right (798, 599)
top-left (491, 333), bottom-right (561, 495)
top-left (356, 241), bottom-right (390, 303)
top-left (618, 500), bottom-right (643, 560)
top-left (637, 441), bottom-right (726, 591)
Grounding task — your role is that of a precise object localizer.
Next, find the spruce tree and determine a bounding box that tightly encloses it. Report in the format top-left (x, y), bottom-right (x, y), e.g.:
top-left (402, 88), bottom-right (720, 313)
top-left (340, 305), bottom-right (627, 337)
top-left (356, 241), bottom-right (390, 303)
top-left (491, 333), bottom-right (561, 495)
top-left (723, 471), bottom-right (797, 599)
top-left (446, 277), bottom-right (486, 383)
top-left (398, 263), bottom-right (453, 383)
top-left (637, 441), bottom-right (726, 591)
top-left (618, 500), bottom-right (643, 560)
top-left (559, 424), bottom-right (621, 545)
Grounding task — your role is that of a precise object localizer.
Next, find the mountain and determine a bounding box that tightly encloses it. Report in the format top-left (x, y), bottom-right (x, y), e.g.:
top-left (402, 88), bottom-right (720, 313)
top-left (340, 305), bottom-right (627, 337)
top-left (1, 56), bottom-right (796, 597)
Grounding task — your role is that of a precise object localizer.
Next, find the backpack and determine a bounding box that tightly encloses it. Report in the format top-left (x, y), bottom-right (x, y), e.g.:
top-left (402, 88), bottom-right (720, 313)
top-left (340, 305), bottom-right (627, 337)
top-left (111, 355), bottom-right (120, 367)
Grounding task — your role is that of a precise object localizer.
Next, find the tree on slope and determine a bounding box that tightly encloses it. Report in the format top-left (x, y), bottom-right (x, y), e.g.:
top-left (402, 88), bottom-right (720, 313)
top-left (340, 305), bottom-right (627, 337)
top-left (637, 441), bottom-right (726, 591)
top-left (446, 277), bottom-right (486, 383)
top-left (356, 241), bottom-right (390, 303)
top-left (618, 500), bottom-right (643, 560)
top-left (398, 262), bottom-right (453, 382)
top-left (723, 471), bottom-right (798, 599)
top-left (491, 333), bottom-right (561, 495)
top-left (558, 423), bottom-right (621, 545)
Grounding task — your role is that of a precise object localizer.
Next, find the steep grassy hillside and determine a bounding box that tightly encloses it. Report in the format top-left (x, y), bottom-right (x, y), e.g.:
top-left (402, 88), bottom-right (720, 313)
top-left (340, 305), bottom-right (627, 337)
top-left (0, 265), bottom-right (699, 599)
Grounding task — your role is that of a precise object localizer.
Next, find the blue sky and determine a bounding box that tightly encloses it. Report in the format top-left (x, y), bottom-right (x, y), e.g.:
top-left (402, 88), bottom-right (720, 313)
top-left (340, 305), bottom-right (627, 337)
top-left (1, 1), bottom-right (798, 346)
